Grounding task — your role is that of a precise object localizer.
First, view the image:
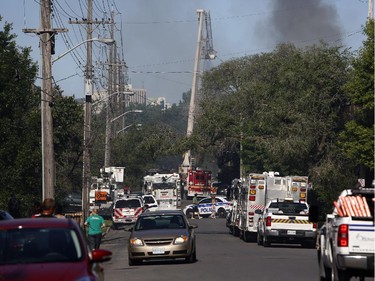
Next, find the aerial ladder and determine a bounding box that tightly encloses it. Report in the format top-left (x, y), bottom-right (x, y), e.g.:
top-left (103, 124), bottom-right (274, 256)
top-left (180, 9), bottom-right (216, 174)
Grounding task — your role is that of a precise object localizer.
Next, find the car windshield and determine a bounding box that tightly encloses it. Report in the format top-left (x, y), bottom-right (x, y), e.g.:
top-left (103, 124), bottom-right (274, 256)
top-left (135, 215), bottom-right (186, 230)
top-left (143, 196), bottom-right (155, 204)
top-left (268, 202), bottom-right (308, 214)
top-left (0, 228), bottom-right (83, 265)
top-left (115, 199), bottom-right (141, 208)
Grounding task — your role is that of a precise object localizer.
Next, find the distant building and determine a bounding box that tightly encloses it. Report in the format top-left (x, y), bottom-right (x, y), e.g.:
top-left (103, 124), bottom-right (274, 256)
top-left (92, 86), bottom-right (147, 114)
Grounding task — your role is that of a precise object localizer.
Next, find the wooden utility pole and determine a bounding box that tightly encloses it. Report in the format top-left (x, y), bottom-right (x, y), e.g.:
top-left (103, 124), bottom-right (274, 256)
top-left (368, 0), bottom-right (373, 19)
top-left (104, 10), bottom-right (116, 168)
top-left (69, 0), bottom-right (109, 222)
top-left (23, 0), bottom-right (67, 200)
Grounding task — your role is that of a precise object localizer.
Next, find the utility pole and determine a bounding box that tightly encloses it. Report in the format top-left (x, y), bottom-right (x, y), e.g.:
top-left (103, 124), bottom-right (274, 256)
top-left (23, 0), bottom-right (67, 200)
top-left (104, 10), bottom-right (116, 168)
top-left (368, 0), bottom-right (373, 20)
top-left (69, 0), bottom-right (109, 222)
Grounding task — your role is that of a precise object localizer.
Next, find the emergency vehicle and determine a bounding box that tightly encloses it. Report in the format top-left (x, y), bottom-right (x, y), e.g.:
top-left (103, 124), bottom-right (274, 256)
top-left (257, 199), bottom-right (316, 247)
top-left (143, 172), bottom-right (180, 210)
top-left (111, 195), bottom-right (144, 229)
top-left (183, 196), bottom-right (232, 218)
top-left (89, 167), bottom-right (125, 209)
top-left (185, 168), bottom-right (213, 199)
top-left (228, 172), bottom-right (310, 242)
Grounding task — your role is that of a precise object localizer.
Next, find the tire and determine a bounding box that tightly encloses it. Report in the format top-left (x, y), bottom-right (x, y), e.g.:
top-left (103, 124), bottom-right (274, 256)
top-left (317, 250), bottom-right (331, 281)
top-left (111, 223), bottom-right (118, 230)
top-left (185, 246), bottom-right (197, 263)
top-left (332, 263), bottom-right (351, 281)
top-left (233, 226), bottom-right (240, 237)
top-left (257, 230), bottom-right (263, 246)
top-left (243, 231), bottom-right (250, 242)
top-left (263, 235), bottom-right (270, 247)
top-left (217, 208), bottom-right (227, 218)
top-left (186, 209), bottom-right (193, 219)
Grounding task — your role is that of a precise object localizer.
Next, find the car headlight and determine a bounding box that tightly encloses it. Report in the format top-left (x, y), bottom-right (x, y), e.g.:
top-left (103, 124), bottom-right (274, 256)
top-left (130, 238), bottom-right (144, 246)
top-left (174, 236), bottom-right (188, 244)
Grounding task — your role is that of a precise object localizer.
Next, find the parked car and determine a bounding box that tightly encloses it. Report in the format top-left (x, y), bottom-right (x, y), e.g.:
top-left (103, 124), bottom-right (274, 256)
top-left (183, 196), bottom-right (232, 218)
top-left (0, 210), bottom-right (14, 220)
top-left (112, 195), bottom-right (144, 229)
top-left (142, 194), bottom-right (158, 211)
top-left (0, 218), bottom-right (112, 281)
top-left (127, 210), bottom-right (197, 265)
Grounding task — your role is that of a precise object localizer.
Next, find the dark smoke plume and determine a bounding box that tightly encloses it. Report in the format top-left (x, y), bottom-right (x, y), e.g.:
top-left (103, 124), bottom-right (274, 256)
top-left (256, 0), bottom-right (342, 47)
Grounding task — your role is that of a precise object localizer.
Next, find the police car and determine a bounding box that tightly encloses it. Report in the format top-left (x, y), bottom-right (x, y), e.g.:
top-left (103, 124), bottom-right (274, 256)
top-left (183, 196), bottom-right (232, 218)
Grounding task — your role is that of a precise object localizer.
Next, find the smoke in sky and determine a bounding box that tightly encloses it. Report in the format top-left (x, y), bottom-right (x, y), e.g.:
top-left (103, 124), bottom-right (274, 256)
top-left (256, 0), bottom-right (342, 47)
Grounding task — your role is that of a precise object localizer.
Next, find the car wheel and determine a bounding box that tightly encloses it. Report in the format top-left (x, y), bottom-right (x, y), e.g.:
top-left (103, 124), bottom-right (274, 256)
top-left (263, 235), bottom-right (270, 247)
top-left (217, 208), bottom-right (226, 218)
top-left (332, 262), bottom-right (350, 281)
top-left (317, 250), bottom-right (331, 281)
top-left (111, 223), bottom-right (118, 230)
top-left (186, 209), bottom-right (193, 219)
top-left (185, 246), bottom-right (197, 263)
top-left (233, 226), bottom-right (240, 237)
top-left (257, 230), bottom-right (263, 246)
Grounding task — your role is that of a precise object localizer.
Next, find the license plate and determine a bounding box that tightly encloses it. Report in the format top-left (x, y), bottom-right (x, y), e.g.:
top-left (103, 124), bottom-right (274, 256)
top-left (152, 247), bottom-right (165, 254)
top-left (287, 230), bottom-right (296, 235)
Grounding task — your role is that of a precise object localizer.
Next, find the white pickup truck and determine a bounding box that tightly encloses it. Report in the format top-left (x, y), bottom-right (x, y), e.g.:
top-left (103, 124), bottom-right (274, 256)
top-left (256, 199), bottom-right (317, 247)
top-left (313, 188), bottom-right (374, 281)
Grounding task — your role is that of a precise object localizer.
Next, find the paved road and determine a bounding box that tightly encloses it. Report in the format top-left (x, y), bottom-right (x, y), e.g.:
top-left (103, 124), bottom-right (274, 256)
top-left (100, 216), bottom-right (320, 281)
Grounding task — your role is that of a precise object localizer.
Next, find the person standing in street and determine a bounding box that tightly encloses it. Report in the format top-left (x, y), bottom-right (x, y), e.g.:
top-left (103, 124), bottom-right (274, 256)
top-left (210, 195), bottom-right (216, 219)
top-left (191, 193), bottom-right (201, 219)
top-left (85, 208), bottom-right (105, 250)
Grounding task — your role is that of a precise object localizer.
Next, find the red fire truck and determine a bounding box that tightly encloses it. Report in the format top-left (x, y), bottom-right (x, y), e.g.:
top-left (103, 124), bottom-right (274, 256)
top-left (185, 168), bottom-right (213, 198)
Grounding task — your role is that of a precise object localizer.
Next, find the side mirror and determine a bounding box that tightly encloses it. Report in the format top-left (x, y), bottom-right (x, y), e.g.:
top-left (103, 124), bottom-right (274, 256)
top-left (91, 249), bottom-right (112, 263)
top-left (308, 205), bottom-right (319, 223)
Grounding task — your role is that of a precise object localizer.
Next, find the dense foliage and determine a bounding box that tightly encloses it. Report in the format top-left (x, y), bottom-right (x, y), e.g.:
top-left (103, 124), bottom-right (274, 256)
top-left (0, 18), bottom-right (84, 216)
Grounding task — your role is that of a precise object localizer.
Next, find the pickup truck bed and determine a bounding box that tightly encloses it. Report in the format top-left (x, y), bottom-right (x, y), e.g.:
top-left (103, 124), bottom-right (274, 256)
top-left (316, 188), bottom-right (374, 281)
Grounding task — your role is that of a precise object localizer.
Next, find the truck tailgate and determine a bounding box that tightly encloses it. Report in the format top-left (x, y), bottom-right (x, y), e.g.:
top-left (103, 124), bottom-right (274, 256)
top-left (349, 221), bottom-right (375, 253)
top-left (271, 215), bottom-right (313, 230)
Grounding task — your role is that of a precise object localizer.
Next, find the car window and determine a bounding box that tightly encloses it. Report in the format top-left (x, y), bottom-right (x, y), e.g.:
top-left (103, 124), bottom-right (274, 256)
top-left (135, 215), bottom-right (186, 230)
top-left (199, 198), bottom-right (211, 204)
top-left (0, 228), bottom-right (83, 265)
top-left (143, 196), bottom-right (155, 204)
top-left (115, 199), bottom-right (141, 208)
top-left (268, 202), bottom-right (308, 214)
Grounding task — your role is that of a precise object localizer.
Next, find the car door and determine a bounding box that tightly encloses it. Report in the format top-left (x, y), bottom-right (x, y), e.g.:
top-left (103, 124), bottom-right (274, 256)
top-left (198, 198), bottom-right (213, 216)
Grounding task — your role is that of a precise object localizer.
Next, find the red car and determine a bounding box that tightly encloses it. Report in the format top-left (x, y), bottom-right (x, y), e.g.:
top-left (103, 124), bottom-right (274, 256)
top-left (0, 218), bottom-right (112, 281)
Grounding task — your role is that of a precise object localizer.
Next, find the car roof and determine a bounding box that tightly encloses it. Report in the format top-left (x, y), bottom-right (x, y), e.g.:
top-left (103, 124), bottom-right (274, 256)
top-left (139, 209), bottom-right (184, 217)
top-left (0, 218), bottom-right (80, 230)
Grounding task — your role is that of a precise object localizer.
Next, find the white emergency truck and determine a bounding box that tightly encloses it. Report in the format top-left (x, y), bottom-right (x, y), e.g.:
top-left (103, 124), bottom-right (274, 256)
top-left (314, 186), bottom-right (374, 281)
top-left (143, 172), bottom-right (181, 210)
top-left (257, 199), bottom-right (317, 247)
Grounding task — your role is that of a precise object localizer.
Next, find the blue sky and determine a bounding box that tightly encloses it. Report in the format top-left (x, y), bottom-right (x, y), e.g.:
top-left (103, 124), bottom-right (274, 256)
top-left (1, 0), bottom-right (371, 104)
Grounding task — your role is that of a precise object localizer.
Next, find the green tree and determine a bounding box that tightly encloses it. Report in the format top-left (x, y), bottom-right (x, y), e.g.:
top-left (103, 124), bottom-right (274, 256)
top-left (0, 18), bottom-right (41, 214)
top-left (339, 19), bottom-right (374, 185)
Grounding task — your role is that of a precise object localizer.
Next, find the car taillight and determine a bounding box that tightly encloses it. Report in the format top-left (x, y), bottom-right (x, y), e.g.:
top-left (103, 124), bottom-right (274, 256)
top-left (248, 212), bottom-right (254, 216)
top-left (313, 222), bottom-right (317, 229)
top-left (249, 196), bottom-right (256, 201)
top-left (250, 185), bottom-right (256, 189)
top-left (337, 224), bottom-right (349, 247)
top-left (266, 216), bottom-right (272, 227)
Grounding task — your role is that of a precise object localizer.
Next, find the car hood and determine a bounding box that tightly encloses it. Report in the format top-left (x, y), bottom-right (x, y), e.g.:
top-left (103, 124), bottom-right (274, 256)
top-left (0, 262), bottom-right (93, 281)
top-left (131, 228), bottom-right (190, 239)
